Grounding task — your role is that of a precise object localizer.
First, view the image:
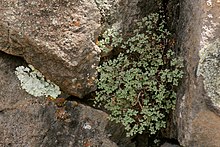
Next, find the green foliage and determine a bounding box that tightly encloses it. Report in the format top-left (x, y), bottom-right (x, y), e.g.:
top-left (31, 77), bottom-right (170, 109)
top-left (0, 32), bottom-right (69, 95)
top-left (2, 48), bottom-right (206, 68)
top-left (95, 13), bottom-right (183, 137)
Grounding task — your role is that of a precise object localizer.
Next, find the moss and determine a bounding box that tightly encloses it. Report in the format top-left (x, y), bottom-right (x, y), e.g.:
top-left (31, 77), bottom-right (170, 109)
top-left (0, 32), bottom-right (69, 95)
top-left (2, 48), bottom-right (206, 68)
top-left (198, 39), bottom-right (220, 107)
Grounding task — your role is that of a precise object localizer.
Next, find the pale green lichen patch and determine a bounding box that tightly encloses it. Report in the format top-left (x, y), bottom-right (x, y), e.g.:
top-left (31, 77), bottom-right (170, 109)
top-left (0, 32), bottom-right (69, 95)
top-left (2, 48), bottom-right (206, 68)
top-left (15, 65), bottom-right (61, 98)
top-left (198, 39), bottom-right (220, 107)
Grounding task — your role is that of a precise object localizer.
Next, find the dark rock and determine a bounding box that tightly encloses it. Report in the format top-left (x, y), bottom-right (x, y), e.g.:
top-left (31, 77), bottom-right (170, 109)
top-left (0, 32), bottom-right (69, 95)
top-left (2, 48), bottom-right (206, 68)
top-left (0, 52), bottom-right (133, 146)
top-left (160, 142), bottom-right (180, 147)
top-left (0, 0), bottom-right (102, 98)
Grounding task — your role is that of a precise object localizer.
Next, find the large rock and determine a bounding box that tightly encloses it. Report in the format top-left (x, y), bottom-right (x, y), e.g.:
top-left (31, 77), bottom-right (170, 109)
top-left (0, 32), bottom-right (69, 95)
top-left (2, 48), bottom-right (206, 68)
top-left (175, 0), bottom-right (220, 146)
top-left (0, 0), bottom-right (160, 98)
top-left (0, 52), bottom-right (134, 147)
top-left (0, 1), bottom-right (162, 146)
top-left (0, 0), bottom-right (102, 98)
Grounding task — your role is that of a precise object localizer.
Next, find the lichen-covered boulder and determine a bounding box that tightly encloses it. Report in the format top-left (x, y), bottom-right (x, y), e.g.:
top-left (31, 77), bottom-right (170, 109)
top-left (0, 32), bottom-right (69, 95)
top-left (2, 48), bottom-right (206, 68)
top-left (175, 0), bottom-right (220, 146)
top-left (198, 40), bottom-right (220, 111)
top-left (0, 0), bottom-right (102, 98)
top-left (0, 52), bottom-right (134, 147)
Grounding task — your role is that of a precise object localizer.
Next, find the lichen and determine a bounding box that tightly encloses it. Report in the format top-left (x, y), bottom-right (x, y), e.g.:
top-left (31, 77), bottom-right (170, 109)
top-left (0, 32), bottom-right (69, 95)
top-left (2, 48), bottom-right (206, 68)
top-left (198, 39), bottom-right (220, 107)
top-left (15, 65), bottom-right (61, 98)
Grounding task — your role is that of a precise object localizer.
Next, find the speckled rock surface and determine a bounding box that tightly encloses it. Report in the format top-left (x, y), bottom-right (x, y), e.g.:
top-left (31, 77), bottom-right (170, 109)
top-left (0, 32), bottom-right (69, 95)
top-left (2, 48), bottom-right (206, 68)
top-left (95, 0), bottom-right (158, 33)
top-left (197, 2), bottom-right (220, 113)
top-left (0, 0), bottom-right (160, 98)
top-left (0, 52), bottom-right (134, 147)
top-left (175, 0), bottom-right (220, 146)
top-left (0, 0), bottom-right (102, 98)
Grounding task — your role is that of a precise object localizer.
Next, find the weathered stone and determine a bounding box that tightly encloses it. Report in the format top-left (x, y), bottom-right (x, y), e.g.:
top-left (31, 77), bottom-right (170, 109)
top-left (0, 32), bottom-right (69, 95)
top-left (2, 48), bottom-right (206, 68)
top-left (95, 0), bottom-right (158, 33)
top-left (0, 52), bottom-right (135, 147)
top-left (175, 0), bottom-right (220, 146)
top-left (197, 2), bottom-right (220, 113)
top-left (160, 142), bottom-right (180, 147)
top-left (0, 0), bottom-right (161, 98)
top-left (0, 0), bottom-right (102, 98)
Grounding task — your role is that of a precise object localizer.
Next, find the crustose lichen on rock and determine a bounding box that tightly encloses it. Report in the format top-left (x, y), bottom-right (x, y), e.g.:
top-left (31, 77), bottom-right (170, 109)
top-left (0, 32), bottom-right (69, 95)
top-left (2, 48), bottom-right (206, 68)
top-left (15, 65), bottom-right (61, 98)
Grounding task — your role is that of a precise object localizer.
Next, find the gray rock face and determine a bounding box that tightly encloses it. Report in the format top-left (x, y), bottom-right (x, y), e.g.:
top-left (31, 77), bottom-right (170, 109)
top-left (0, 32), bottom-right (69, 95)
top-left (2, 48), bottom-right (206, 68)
top-left (176, 0), bottom-right (220, 146)
top-left (0, 52), bottom-right (134, 147)
top-left (0, 0), bottom-right (102, 98)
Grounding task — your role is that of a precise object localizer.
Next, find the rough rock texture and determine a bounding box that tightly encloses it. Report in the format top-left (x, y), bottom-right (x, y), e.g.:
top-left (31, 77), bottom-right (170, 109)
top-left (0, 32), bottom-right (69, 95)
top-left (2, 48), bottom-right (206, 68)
top-left (0, 52), bottom-right (134, 147)
top-left (0, 0), bottom-right (102, 98)
top-left (160, 142), bottom-right (180, 147)
top-left (0, 0), bottom-right (160, 98)
top-left (175, 0), bottom-right (220, 146)
top-left (0, 1), bottom-right (162, 147)
top-left (95, 0), bottom-right (159, 34)
top-left (0, 0), bottom-right (160, 99)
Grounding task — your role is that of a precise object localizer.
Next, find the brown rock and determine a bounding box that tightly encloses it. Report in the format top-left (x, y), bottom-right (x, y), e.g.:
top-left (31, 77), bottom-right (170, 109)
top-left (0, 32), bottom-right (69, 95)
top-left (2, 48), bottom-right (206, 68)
top-left (0, 0), bottom-right (102, 98)
top-left (175, 0), bottom-right (220, 146)
top-left (0, 0), bottom-right (160, 98)
top-left (0, 52), bottom-right (133, 147)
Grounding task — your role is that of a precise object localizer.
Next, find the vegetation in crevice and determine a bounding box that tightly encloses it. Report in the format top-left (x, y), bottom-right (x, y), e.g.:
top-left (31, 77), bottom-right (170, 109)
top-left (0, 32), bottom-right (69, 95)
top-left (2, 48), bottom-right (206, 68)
top-left (94, 10), bottom-right (183, 137)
